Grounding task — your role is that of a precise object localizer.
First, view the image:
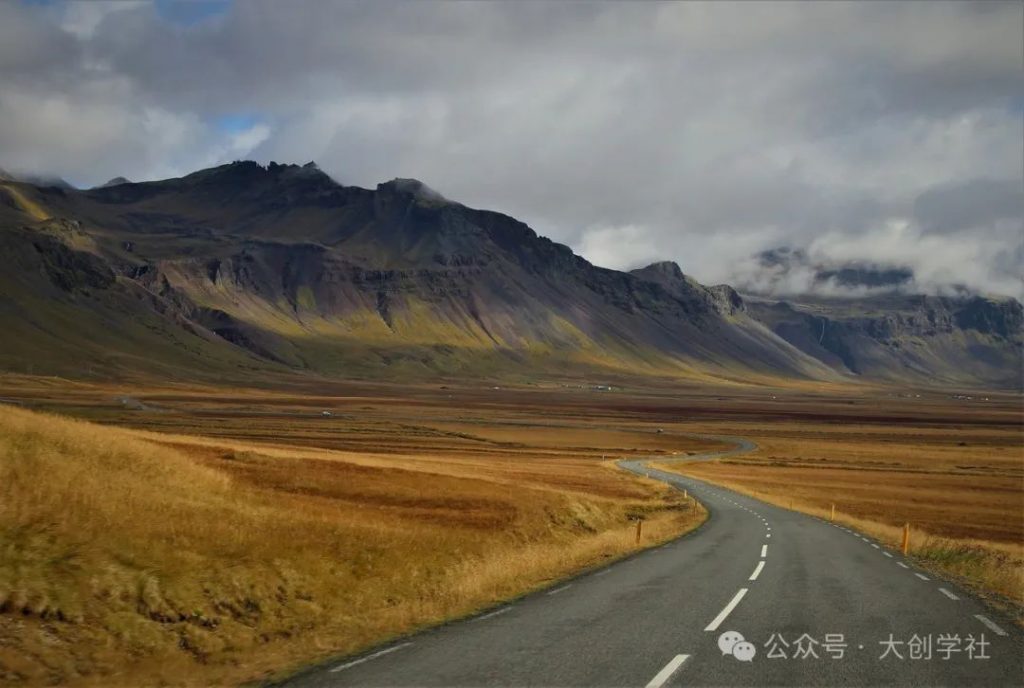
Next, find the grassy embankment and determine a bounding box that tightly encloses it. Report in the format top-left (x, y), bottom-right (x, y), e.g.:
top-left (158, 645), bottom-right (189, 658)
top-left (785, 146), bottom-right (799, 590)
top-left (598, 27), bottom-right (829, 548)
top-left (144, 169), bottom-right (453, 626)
top-left (655, 421), bottom-right (1024, 612)
top-left (0, 404), bottom-right (705, 686)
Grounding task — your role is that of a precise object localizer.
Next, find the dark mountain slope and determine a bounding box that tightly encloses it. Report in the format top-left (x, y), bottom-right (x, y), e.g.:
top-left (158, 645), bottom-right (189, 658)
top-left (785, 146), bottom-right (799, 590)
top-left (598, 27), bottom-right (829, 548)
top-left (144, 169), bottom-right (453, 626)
top-left (0, 164), bottom-right (836, 383)
top-left (1, 162), bottom-right (1018, 388)
top-left (746, 294), bottom-right (1022, 388)
top-left (0, 219), bottom-right (278, 382)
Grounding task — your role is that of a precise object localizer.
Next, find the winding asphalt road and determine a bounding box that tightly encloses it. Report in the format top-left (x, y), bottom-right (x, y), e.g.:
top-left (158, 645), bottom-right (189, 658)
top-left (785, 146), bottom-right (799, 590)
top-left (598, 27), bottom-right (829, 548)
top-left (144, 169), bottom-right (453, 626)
top-left (283, 437), bottom-right (1024, 687)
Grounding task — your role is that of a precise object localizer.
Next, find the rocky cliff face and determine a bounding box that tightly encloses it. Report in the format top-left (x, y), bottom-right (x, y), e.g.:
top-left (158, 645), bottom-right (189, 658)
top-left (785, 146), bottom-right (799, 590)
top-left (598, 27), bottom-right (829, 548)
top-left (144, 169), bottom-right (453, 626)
top-left (629, 262), bottom-right (745, 317)
top-left (955, 296), bottom-right (1023, 337)
top-left (0, 162), bottom-right (1019, 387)
top-left (746, 294), bottom-right (1022, 387)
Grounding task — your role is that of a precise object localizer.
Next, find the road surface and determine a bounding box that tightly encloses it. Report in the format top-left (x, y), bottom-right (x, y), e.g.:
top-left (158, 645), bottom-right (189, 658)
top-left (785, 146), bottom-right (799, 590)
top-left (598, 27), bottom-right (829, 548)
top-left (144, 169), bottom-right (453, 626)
top-left (283, 437), bottom-right (1024, 687)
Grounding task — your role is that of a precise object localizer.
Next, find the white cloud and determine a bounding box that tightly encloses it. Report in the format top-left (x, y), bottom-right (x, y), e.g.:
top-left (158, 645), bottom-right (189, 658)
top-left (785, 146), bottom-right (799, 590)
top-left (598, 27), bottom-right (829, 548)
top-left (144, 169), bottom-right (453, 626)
top-left (577, 225), bottom-right (661, 271)
top-left (810, 222), bottom-right (1024, 299)
top-left (59, 1), bottom-right (146, 39)
top-left (227, 123), bottom-right (271, 157)
top-left (0, 0), bottom-right (1020, 297)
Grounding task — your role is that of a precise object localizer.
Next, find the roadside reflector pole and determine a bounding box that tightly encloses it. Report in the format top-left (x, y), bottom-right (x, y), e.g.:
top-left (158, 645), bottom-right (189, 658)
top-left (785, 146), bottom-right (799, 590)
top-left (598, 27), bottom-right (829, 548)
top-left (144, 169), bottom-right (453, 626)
top-left (830, 503), bottom-right (835, 521)
top-left (902, 523), bottom-right (910, 555)
top-left (636, 519), bottom-right (643, 544)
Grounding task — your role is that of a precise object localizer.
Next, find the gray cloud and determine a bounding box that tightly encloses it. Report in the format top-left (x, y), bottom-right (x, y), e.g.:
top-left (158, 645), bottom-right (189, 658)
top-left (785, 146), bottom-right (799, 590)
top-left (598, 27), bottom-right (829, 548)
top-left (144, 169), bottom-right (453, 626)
top-left (914, 178), bottom-right (1024, 234)
top-left (1, 0), bottom-right (1021, 297)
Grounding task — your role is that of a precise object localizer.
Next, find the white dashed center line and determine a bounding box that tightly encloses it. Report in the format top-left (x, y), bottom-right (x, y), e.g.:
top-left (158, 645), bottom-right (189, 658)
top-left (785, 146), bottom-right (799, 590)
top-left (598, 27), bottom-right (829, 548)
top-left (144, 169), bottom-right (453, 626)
top-left (704, 588), bottom-right (749, 632)
top-left (760, 544), bottom-right (768, 558)
top-left (749, 560), bottom-right (766, 581)
top-left (645, 654), bottom-right (690, 688)
top-left (330, 643), bottom-right (413, 673)
top-left (974, 614), bottom-right (1008, 636)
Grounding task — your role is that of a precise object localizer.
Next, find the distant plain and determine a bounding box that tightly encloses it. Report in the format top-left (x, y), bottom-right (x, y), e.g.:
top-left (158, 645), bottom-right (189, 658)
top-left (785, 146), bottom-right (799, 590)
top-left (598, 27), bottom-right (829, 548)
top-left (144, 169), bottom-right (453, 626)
top-left (0, 373), bottom-right (1020, 685)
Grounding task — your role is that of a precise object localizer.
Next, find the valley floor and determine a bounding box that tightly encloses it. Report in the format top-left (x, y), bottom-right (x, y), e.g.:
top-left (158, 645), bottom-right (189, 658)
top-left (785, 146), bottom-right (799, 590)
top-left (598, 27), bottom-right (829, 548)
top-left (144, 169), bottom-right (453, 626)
top-left (0, 377), bottom-right (710, 686)
top-left (0, 374), bottom-right (1020, 685)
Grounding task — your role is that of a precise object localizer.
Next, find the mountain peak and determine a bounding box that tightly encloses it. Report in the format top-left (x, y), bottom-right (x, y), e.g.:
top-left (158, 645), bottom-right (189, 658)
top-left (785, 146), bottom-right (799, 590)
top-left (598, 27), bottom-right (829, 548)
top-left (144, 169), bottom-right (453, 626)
top-left (267, 160), bottom-right (323, 174)
top-left (97, 176), bottom-right (131, 189)
top-left (635, 260), bottom-right (684, 280)
top-left (630, 261), bottom-right (698, 291)
top-left (0, 167), bottom-right (74, 190)
top-left (631, 261), bottom-right (745, 316)
top-left (177, 160), bottom-right (337, 187)
top-left (377, 178), bottom-right (449, 205)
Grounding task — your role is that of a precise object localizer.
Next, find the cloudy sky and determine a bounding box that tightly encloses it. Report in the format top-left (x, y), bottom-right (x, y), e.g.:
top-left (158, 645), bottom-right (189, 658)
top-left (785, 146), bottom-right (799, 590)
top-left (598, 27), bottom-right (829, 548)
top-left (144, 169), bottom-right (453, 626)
top-left (2, 1), bottom-right (1022, 297)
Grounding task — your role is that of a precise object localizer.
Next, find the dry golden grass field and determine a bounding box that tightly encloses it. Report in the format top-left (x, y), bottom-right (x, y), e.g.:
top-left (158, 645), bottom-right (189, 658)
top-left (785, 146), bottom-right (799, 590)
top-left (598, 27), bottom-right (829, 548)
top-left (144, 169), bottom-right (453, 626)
top-left (0, 373), bottom-right (1020, 684)
top-left (0, 375), bottom-right (712, 687)
top-left (648, 394), bottom-right (1024, 612)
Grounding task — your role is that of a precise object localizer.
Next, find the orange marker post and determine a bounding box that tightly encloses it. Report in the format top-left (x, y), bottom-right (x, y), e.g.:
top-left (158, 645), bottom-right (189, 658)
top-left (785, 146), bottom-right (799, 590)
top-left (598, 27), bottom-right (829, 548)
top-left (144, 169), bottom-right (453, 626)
top-left (902, 523), bottom-right (910, 555)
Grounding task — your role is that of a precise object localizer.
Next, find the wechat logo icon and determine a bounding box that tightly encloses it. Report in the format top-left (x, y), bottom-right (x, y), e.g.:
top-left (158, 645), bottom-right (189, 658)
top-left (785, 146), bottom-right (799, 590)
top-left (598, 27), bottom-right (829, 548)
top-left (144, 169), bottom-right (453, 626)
top-left (719, 630), bottom-right (757, 662)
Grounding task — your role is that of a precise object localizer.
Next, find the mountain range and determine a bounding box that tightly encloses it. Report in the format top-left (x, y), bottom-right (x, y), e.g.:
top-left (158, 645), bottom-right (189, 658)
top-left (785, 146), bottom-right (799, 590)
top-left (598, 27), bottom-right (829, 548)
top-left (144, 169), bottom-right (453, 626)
top-left (0, 161), bottom-right (1019, 389)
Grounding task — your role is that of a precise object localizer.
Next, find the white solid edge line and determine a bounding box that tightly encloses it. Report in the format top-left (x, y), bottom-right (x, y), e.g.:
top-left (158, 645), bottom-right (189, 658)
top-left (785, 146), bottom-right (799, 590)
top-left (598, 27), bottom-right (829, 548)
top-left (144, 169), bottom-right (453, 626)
top-left (915, 573), bottom-right (930, 581)
top-left (974, 614), bottom-right (1008, 636)
top-left (704, 588), bottom-right (749, 632)
top-left (939, 588), bottom-right (960, 601)
top-left (749, 560), bottom-right (766, 581)
top-left (593, 569), bottom-right (610, 577)
top-left (330, 642), bottom-right (413, 672)
top-left (474, 607), bottom-right (511, 621)
top-left (645, 654), bottom-right (690, 688)
top-left (547, 584), bottom-right (571, 596)
top-left (761, 544), bottom-right (768, 557)
top-left (897, 562), bottom-right (909, 569)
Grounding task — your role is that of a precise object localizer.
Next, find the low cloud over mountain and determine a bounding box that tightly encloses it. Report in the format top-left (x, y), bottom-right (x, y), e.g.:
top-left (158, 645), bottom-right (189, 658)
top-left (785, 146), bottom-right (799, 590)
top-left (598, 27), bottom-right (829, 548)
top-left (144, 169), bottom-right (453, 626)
top-left (732, 247), bottom-right (919, 298)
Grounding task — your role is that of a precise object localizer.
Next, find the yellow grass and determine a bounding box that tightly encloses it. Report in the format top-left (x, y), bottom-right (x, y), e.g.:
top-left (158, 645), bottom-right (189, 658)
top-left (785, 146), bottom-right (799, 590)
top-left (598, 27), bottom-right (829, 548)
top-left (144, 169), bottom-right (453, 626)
top-left (0, 404), bottom-right (704, 686)
top-left (2, 375), bottom-right (1018, 678)
top-left (655, 420), bottom-right (1024, 613)
top-left (0, 184), bottom-right (50, 221)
